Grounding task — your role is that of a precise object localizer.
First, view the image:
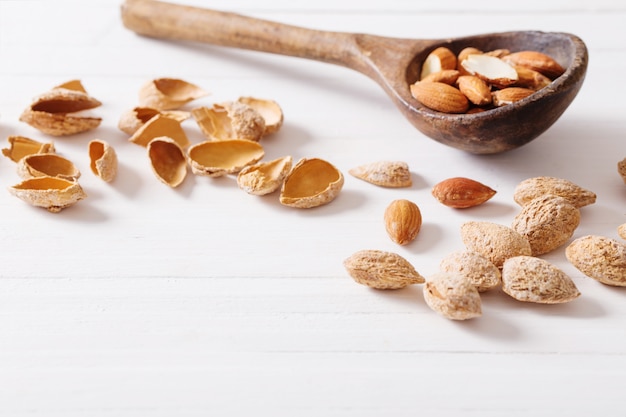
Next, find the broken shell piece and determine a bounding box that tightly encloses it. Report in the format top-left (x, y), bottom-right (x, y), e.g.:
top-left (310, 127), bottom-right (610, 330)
top-left (348, 161), bottom-right (412, 188)
top-left (54, 79), bottom-right (87, 93)
top-left (128, 114), bottom-right (190, 148)
top-left (237, 97), bottom-right (284, 135)
top-left (17, 153), bottom-right (80, 181)
top-left (89, 139), bottom-right (118, 182)
top-left (19, 86), bottom-right (102, 136)
top-left (237, 155), bottom-right (293, 195)
top-left (187, 139), bottom-right (264, 178)
top-left (118, 107), bottom-right (190, 135)
top-left (280, 158), bottom-right (344, 208)
top-left (147, 137), bottom-right (187, 187)
top-left (2, 136), bottom-right (55, 162)
top-left (138, 78), bottom-right (208, 110)
top-left (8, 176), bottom-right (86, 213)
top-left (192, 102), bottom-right (265, 142)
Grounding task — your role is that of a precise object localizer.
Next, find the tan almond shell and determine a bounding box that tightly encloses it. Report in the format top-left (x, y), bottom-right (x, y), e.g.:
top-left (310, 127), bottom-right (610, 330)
top-left (147, 137), bottom-right (187, 188)
top-left (348, 161), bottom-right (412, 188)
top-left (566, 235), bottom-right (626, 287)
top-left (618, 158), bottom-right (626, 184)
top-left (279, 158), bottom-right (344, 209)
top-left (8, 176), bottom-right (86, 213)
top-left (118, 107), bottom-right (190, 135)
top-left (502, 256), bottom-right (580, 304)
top-left (54, 79), bottom-right (87, 93)
top-left (344, 249), bottom-right (425, 290)
top-left (460, 221), bottom-right (532, 269)
top-left (439, 250), bottom-right (501, 292)
top-left (2, 136), bottom-right (55, 162)
top-left (618, 223), bottom-right (626, 240)
top-left (423, 272), bottom-right (482, 320)
top-left (511, 195), bottom-right (581, 256)
top-left (237, 155), bottom-right (293, 195)
top-left (237, 97), bottom-right (284, 135)
top-left (187, 139), bottom-right (264, 178)
top-left (89, 139), bottom-right (118, 182)
top-left (192, 102), bottom-right (265, 142)
top-left (128, 114), bottom-right (190, 148)
top-left (138, 78), bottom-right (209, 110)
top-left (513, 176), bottom-right (596, 208)
top-left (16, 153), bottom-right (80, 181)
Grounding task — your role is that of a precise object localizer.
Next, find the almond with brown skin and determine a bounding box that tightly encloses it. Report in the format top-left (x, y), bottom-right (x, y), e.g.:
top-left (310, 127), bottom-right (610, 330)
top-left (420, 47), bottom-right (457, 80)
top-left (410, 82), bottom-right (469, 114)
top-left (420, 69), bottom-right (461, 85)
top-left (432, 177), bottom-right (496, 208)
top-left (384, 199), bottom-right (422, 245)
top-left (492, 87), bottom-right (534, 106)
top-left (502, 51), bottom-right (565, 79)
top-left (457, 75), bottom-right (492, 106)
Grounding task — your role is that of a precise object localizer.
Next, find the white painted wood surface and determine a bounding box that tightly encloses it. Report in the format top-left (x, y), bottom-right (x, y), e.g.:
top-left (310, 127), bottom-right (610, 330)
top-left (1, 1), bottom-right (625, 416)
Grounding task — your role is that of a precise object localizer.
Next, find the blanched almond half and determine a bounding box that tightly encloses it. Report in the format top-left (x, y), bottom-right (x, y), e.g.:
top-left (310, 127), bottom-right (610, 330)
top-left (17, 153), bottom-right (80, 181)
top-left (8, 176), bottom-right (86, 213)
top-left (237, 97), bottom-right (284, 135)
top-left (237, 155), bottom-right (293, 195)
top-left (118, 107), bottom-right (190, 135)
top-left (128, 114), bottom-right (190, 148)
top-left (147, 137), bottom-right (187, 188)
top-left (349, 161), bottom-right (412, 188)
top-left (420, 47), bottom-right (457, 80)
top-left (138, 78), bottom-right (208, 110)
top-left (461, 54), bottom-right (518, 88)
top-left (280, 158), bottom-right (344, 208)
top-left (2, 136), bottom-right (55, 162)
top-left (89, 139), bottom-right (118, 183)
top-left (187, 139), bottom-right (264, 177)
top-left (192, 102), bottom-right (265, 142)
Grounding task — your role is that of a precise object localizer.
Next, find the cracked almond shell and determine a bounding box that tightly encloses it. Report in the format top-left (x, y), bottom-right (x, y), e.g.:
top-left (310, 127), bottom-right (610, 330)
top-left (344, 249), bottom-right (425, 290)
top-left (192, 102), bottom-right (265, 142)
top-left (17, 153), bottom-right (80, 181)
top-left (128, 114), bottom-right (190, 148)
top-left (279, 158), bottom-right (344, 208)
top-left (187, 139), bottom-right (264, 178)
top-left (237, 97), bottom-right (284, 135)
top-left (348, 161), bottom-right (412, 188)
top-left (89, 139), bottom-right (118, 182)
top-left (8, 176), bottom-right (86, 213)
top-left (118, 106), bottom-right (190, 135)
top-left (2, 136), bottom-right (55, 162)
top-left (138, 78), bottom-right (208, 110)
top-left (237, 155), bottom-right (292, 195)
top-left (147, 137), bottom-right (187, 188)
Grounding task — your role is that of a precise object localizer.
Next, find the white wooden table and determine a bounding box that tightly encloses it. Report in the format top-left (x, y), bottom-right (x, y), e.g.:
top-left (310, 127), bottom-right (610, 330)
top-left (1, 1), bottom-right (625, 415)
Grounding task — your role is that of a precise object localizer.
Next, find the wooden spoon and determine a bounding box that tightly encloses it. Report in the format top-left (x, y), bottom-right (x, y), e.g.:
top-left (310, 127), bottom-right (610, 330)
top-left (121, 0), bottom-right (588, 154)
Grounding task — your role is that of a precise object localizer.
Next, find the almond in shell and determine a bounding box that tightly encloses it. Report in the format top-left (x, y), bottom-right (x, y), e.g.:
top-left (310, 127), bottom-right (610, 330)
top-left (513, 176), bottom-right (596, 208)
top-left (566, 235), bottom-right (626, 287)
top-left (344, 249), bottom-right (425, 290)
top-left (348, 161), bottom-right (412, 188)
top-left (423, 272), bottom-right (482, 320)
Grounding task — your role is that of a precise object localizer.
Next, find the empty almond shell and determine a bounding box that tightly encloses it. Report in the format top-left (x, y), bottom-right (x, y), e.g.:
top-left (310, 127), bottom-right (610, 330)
top-left (118, 106), bottom-right (190, 135)
top-left (349, 161), bottom-right (412, 188)
top-left (147, 137), bottom-right (187, 187)
top-left (187, 139), bottom-right (264, 177)
top-left (279, 158), bottom-right (344, 208)
top-left (236, 97), bottom-right (283, 135)
top-left (2, 136), bottom-right (55, 162)
top-left (16, 153), bottom-right (80, 181)
top-left (128, 114), bottom-right (190, 148)
top-left (8, 176), bottom-right (86, 213)
top-left (89, 139), bottom-right (118, 182)
top-left (192, 102), bottom-right (265, 142)
top-left (237, 155), bottom-right (293, 195)
top-left (138, 78), bottom-right (208, 110)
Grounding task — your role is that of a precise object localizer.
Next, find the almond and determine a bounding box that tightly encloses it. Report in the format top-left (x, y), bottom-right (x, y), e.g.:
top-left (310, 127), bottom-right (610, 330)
top-left (384, 199), bottom-right (422, 245)
top-left (460, 221), bottom-right (532, 269)
top-left (492, 87), bottom-right (534, 107)
top-left (566, 235), bottom-right (626, 287)
top-left (460, 54), bottom-right (518, 88)
top-left (431, 177), bottom-right (496, 208)
top-left (410, 81), bottom-right (469, 114)
top-left (513, 176), bottom-right (596, 208)
top-left (420, 69), bottom-right (461, 85)
top-left (502, 51), bottom-right (565, 79)
top-left (344, 249), bottom-right (425, 290)
top-left (420, 47), bottom-right (457, 80)
top-left (513, 66), bottom-right (552, 90)
top-left (456, 75), bottom-right (492, 106)
top-left (423, 272), bottom-right (482, 320)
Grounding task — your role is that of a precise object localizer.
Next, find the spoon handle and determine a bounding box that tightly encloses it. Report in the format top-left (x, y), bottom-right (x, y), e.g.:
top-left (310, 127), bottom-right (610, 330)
top-left (121, 0), bottom-right (366, 70)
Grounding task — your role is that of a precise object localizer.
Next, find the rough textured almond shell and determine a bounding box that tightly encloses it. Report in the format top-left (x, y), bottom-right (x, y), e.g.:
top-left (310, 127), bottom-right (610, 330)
top-left (54, 79), bottom-right (88, 93)
top-left (348, 161), bottom-right (412, 188)
top-left (460, 221), bottom-right (532, 269)
top-left (423, 272), bottom-right (482, 320)
top-left (89, 139), bottom-right (118, 182)
top-left (17, 153), bottom-right (80, 181)
top-left (410, 81), bottom-right (469, 114)
top-left (432, 177), bottom-right (496, 208)
top-left (502, 256), bottom-right (580, 304)
top-left (187, 139), bottom-right (264, 178)
top-left (618, 223), bottom-right (626, 241)
top-left (280, 158), bottom-right (344, 208)
top-left (344, 249), bottom-right (425, 290)
top-left (513, 176), bottom-right (596, 208)
top-left (237, 97), bottom-right (283, 135)
top-left (129, 114), bottom-right (190, 148)
top-left (617, 158), bottom-right (626, 184)
top-left (384, 199), bottom-right (422, 245)
top-left (502, 51), bottom-right (565, 79)
top-left (439, 250), bottom-right (501, 292)
top-left (19, 109), bottom-right (102, 136)
top-left (2, 136), bottom-right (55, 162)
top-left (118, 107), bottom-right (190, 135)
top-left (237, 155), bottom-right (292, 195)
top-left (566, 235), bottom-right (626, 287)
top-left (8, 176), bottom-right (86, 213)
top-left (147, 136), bottom-right (187, 187)
top-left (138, 78), bottom-right (208, 110)
top-left (192, 102), bottom-right (265, 142)
top-left (511, 195), bottom-right (580, 256)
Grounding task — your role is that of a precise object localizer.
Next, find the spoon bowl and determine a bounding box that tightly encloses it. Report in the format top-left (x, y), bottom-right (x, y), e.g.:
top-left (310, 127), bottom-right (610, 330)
top-left (121, 0), bottom-right (588, 154)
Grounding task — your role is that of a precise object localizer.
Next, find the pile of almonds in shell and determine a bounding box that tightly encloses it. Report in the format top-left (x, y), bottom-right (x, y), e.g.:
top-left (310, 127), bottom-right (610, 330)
top-left (410, 46), bottom-right (565, 114)
top-left (344, 173), bottom-right (626, 321)
top-left (4, 78), bottom-right (345, 212)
